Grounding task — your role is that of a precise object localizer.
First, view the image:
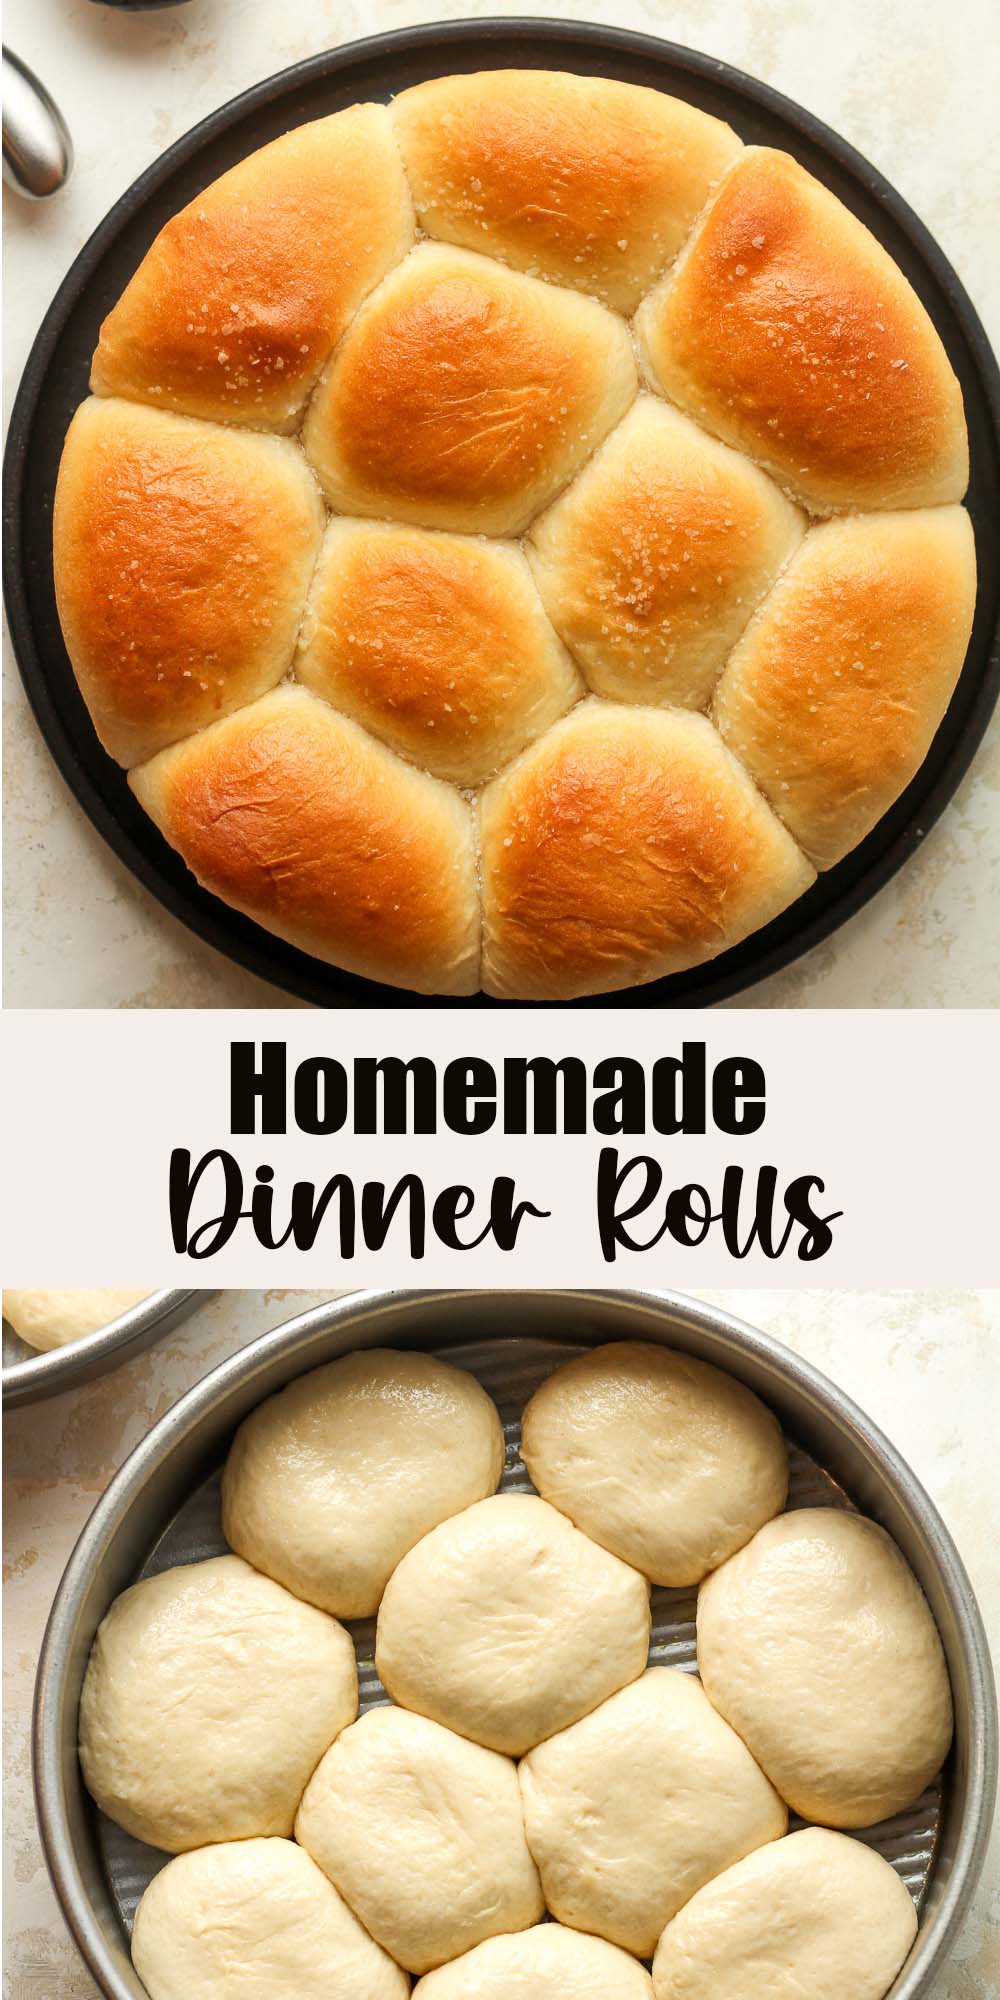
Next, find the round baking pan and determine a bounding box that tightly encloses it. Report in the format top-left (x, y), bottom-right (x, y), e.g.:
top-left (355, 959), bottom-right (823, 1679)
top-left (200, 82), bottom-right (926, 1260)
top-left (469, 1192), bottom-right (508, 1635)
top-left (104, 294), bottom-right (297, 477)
top-left (4, 22), bottom-right (999, 1010)
top-left (2, 1290), bottom-right (207, 1409)
top-left (33, 1288), bottom-right (996, 1999)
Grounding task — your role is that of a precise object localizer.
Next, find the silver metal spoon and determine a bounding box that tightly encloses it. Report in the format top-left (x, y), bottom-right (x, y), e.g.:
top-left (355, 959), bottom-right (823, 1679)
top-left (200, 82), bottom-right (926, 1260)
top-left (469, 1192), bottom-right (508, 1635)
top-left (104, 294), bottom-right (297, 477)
top-left (2, 45), bottom-right (73, 199)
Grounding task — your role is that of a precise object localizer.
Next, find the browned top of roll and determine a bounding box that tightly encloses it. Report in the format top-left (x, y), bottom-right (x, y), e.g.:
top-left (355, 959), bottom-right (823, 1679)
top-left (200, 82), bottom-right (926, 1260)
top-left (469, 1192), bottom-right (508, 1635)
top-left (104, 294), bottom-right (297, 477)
top-left (392, 69), bottom-right (742, 312)
top-left (528, 396), bottom-right (805, 710)
top-left (53, 398), bottom-right (324, 768)
top-left (91, 106), bottom-right (414, 431)
top-left (480, 704), bottom-right (815, 999)
top-left (296, 519), bottom-right (581, 787)
top-left (637, 147), bottom-right (968, 514)
top-left (302, 244), bottom-right (638, 536)
top-left (713, 507), bottom-right (977, 868)
top-left (129, 687), bottom-right (481, 995)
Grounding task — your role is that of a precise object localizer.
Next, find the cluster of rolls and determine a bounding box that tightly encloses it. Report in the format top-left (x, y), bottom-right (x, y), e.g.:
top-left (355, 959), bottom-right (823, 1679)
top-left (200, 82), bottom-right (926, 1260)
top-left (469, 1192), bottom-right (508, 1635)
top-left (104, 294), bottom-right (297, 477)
top-left (53, 70), bottom-right (976, 998)
top-left (77, 1341), bottom-right (954, 2000)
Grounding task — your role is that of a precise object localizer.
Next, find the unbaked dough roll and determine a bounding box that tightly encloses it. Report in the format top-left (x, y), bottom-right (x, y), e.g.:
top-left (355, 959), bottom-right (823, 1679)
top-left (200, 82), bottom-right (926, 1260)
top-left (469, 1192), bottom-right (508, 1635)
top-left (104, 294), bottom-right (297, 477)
top-left (393, 69), bottom-right (741, 312)
top-left (2, 1289), bottom-right (151, 1352)
top-left (131, 1839), bottom-right (409, 2000)
top-left (650, 1828), bottom-right (918, 2000)
top-left (696, 1508), bottom-right (954, 1827)
top-left (295, 1704), bottom-right (543, 1973)
top-left (412, 1923), bottom-right (654, 1999)
top-left (521, 1341), bottom-right (787, 1585)
top-left (636, 147), bottom-right (968, 514)
top-left (528, 397), bottom-right (805, 709)
top-left (296, 518), bottom-right (581, 787)
top-left (222, 1348), bottom-right (505, 1618)
top-left (302, 243), bottom-right (638, 536)
top-left (79, 1555), bottom-right (357, 1852)
top-left (92, 106), bottom-right (414, 429)
top-left (521, 1667), bottom-right (786, 1955)
top-left (712, 507), bottom-right (977, 868)
top-left (480, 703), bottom-right (815, 999)
top-left (53, 399), bottom-right (324, 768)
top-left (375, 1493), bottom-right (651, 1756)
top-left (130, 686), bottom-right (481, 995)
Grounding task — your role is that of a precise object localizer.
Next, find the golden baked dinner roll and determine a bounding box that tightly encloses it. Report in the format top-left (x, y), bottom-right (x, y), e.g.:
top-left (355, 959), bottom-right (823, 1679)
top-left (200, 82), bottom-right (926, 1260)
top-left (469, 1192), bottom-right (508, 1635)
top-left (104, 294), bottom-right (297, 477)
top-left (296, 518), bottom-right (582, 786)
top-left (302, 242), bottom-right (638, 535)
top-left (53, 398), bottom-right (324, 768)
top-left (480, 703), bottom-right (815, 999)
top-left (392, 69), bottom-right (741, 312)
top-left (528, 396), bottom-right (805, 708)
top-left (637, 147), bottom-right (968, 514)
top-left (92, 106), bottom-right (414, 430)
top-left (130, 686), bottom-right (480, 994)
top-left (713, 507), bottom-right (977, 867)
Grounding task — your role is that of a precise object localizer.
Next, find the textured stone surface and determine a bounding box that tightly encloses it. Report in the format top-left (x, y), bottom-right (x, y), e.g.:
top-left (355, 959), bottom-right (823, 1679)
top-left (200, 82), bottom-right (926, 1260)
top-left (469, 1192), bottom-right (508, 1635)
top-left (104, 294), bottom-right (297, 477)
top-left (3, 1289), bottom-right (998, 1995)
top-left (3, 0), bottom-right (998, 1007)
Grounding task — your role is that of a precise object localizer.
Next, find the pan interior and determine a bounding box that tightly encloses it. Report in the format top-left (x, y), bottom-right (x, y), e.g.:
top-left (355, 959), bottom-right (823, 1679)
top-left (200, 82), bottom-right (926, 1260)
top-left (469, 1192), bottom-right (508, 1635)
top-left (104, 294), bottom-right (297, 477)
top-left (92, 1334), bottom-right (945, 1941)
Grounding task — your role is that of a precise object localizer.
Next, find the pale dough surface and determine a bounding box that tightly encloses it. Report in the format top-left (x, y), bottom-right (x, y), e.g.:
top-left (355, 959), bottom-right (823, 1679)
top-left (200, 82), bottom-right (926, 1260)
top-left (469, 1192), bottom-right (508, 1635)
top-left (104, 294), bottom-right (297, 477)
top-left (697, 1507), bottom-right (953, 1826)
top-left (375, 1493), bottom-right (651, 1754)
top-left (3, 1289), bottom-right (152, 1352)
top-left (295, 1703), bottom-right (543, 1973)
top-left (651, 1827), bottom-right (918, 2000)
top-left (520, 1667), bottom-right (786, 1954)
top-left (413, 1924), bottom-right (654, 1998)
top-left (131, 1839), bottom-right (408, 2000)
top-left (222, 1346), bottom-right (505, 1616)
top-left (79, 1554), bottom-right (357, 1852)
top-left (520, 1341), bottom-right (787, 1585)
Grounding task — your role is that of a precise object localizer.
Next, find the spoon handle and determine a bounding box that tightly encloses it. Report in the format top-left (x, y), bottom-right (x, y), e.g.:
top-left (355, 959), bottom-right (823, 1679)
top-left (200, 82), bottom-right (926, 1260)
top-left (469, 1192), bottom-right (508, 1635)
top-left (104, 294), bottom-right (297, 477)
top-left (2, 46), bottom-right (73, 199)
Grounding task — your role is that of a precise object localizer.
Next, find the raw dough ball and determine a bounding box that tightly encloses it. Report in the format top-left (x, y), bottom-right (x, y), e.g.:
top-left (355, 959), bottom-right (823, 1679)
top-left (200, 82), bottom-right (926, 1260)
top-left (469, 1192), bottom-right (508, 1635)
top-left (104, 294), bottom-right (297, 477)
top-left (376, 1494), bottom-right (651, 1754)
top-left (295, 1703), bottom-right (543, 1973)
top-left (651, 1827), bottom-right (918, 2000)
top-left (222, 1347), bottom-right (505, 1617)
top-left (697, 1508), bottom-right (953, 1827)
top-left (79, 1555), bottom-right (357, 1852)
top-left (521, 1342), bottom-right (787, 1585)
top-left (131, 1838), bottom-right (408, 2000)
top-left (520, 1667), bottom-right (786, 1954)
top-left (3, 1288), bottom-right (152, 1352)
top-left (413, 1923), bottom-right (654, 1999)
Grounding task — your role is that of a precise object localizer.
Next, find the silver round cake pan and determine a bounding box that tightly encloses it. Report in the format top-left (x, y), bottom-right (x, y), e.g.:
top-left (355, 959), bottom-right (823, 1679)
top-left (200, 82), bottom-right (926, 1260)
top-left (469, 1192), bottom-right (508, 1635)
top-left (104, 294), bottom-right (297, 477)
top-left (3, 1291), bottom-right (206, 1408)
top-left (34, 1289), bottom-right (997, 2000)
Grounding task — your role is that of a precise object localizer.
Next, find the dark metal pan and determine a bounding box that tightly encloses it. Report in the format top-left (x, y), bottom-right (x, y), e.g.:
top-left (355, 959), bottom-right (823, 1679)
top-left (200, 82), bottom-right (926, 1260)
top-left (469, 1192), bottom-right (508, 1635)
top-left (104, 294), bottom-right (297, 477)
top-left (5, 20), bottom-right (999, 1007)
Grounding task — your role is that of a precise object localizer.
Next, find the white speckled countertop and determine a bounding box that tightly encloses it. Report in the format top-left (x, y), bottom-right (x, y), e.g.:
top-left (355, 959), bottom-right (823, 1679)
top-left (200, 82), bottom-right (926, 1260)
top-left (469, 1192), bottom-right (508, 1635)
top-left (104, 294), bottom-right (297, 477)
top-left (3, 1289), bottom-right (998, 1995)
top-left (3, 0), bottom-right (999, 1007)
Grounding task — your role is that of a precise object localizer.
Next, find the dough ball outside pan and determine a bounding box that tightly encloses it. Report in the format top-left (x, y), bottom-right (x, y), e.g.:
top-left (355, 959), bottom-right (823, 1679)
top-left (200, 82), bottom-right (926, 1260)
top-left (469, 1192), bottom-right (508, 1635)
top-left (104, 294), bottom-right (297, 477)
top-left (222, 1347), bottom-right (505, 1618)
top-left (2, 1289), bottom-right (151, 1352)
top-left (295, 1704), bottom-right (543, 1973)
top-left (521, 1341), bottom-right (788, 1586)
top-left (519, 1667), bottom-right (786, 1955)
top-left (375, 1493), bottom-right (651, 1755)
top-left (79, 1555), bottom-right (357, 1852)
top-left (131, 1838), bottom-right (408, 2000)
top-left (412, 1923), bottom-right (654, 1999)
top-left (697, 1508), bottom-right (953, 1827)
top-left (650, 1828), bottom-right (918, 2000)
